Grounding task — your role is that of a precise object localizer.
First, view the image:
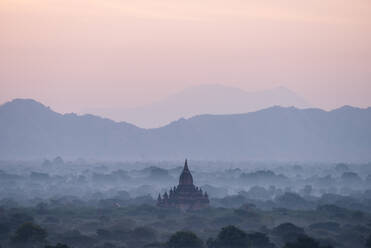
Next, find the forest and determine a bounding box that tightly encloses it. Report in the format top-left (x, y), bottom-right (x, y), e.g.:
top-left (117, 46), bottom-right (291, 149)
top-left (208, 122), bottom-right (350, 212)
top-left (1, 159), bottom-right (371, 248)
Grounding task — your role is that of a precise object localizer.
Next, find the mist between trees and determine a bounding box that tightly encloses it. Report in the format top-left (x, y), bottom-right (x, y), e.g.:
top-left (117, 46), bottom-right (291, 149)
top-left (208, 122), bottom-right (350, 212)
top-left (1, 159), bottom-right (371, 247)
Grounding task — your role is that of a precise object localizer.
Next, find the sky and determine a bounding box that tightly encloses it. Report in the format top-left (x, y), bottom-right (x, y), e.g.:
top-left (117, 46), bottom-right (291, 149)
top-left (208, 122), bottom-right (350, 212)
top-left (0, 0), bottom-right (370, 116)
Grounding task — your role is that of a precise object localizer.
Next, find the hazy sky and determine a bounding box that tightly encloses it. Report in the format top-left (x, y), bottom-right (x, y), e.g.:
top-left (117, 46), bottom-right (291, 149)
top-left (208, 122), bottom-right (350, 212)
top-left (0, 0), bottom-right (370, 115)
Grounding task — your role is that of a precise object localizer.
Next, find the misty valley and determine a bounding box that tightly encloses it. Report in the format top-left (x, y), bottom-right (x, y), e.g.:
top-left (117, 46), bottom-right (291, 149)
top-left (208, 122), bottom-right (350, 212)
top-left (1, 98), bottom-right (371, 248)
top-left (1, 159), bottom-right (371, 248)
top-left (2, 0), bottom-right (370, 246)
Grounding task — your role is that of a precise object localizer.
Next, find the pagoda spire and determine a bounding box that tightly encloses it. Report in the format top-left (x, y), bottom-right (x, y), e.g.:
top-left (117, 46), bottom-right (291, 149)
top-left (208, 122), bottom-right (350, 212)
top-left (184, 159), bottom-right (189, 171)
top-left (179, 159), bottom-right (193, 185)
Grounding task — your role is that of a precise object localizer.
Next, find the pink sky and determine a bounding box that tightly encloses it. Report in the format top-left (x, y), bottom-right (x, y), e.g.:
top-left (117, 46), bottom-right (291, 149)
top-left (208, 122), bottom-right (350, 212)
top-left (0, 0), bottom-right (370, 115)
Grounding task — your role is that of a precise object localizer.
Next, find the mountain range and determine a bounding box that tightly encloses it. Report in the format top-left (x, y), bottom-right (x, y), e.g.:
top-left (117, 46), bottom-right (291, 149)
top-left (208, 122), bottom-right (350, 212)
top-left (0, 99), bottom-right (370, 162)
top-left (84, 84), bottom-right (310, 128)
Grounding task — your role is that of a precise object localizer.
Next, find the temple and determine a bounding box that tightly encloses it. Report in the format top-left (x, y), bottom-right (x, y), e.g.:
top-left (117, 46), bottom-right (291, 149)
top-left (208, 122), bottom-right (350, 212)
top-left (157, 159), bottom-right (209, 211)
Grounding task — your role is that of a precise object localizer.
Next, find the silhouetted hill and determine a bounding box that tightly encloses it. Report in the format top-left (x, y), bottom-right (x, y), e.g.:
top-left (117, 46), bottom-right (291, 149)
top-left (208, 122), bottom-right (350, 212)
top-left (85, 84), bottom-right (310, 128)
top-left (0, 99), bottom-right (370, 162)
top-left (0, 99), bottom-right (143, 159)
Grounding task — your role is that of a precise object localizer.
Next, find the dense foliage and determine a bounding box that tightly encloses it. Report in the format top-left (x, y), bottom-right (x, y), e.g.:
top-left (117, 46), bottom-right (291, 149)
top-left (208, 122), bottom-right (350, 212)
top-left (0, 160), bottom-right (371, 247)
top-left (166, 231), bottom-right (204, 248)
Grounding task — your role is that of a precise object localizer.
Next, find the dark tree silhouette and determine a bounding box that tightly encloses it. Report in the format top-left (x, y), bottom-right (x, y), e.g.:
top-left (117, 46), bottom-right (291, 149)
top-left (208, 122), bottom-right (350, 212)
top-left (12, 222), bottom-right (47, 243)
top-left (0, 222), bottom-right (10, 236)
top-left (366, 234), bottom-right (371, 248)
top-left (283, 235), bottom-right (333, 248)
top-left (210, 225), bottom-right (249, 248)
top-left (247, 232), bottom-right (275, 248)
top-left (45, 244), bottom-right (70, 248)
top-left (272, 222), bottom-right (305, 243)
top-left (166, 231), bottom-right (203, 248)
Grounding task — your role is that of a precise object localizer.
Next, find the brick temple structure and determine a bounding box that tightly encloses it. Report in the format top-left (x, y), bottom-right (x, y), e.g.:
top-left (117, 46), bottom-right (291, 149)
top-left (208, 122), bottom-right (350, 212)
top-left (157, 159), bottom-right (209, 211)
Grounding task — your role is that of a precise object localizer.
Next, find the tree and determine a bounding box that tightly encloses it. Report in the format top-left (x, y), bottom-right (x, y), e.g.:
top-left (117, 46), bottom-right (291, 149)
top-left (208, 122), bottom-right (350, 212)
top-left (207, 238), bottom-right (215, 248)
top-left (9, 213), bottom-right (34, 228)
top-left (166, 231), bottom-right (203, 248)
top-left (283, 235), bottom-right (333, 248)
top-left (272, 223), bottom-right (305, 243)
top-left (131, 226), bottom-right (157, 242)
top-left (45, 244), bottom-right (70, 248)
top-left (247, 232), bottom-right (275, 248)
top-left (211, 225), bottom-right (249, 248)
top-left (0, 222), bottom-right (10, 236)
top-left (284, 236), bottom-right (319, 248)
top-left (366, 234), bottom-right (371, 248)
top-left (12, 222), bottom-right (47, 243)
top-left (96, 229), bottom-right (112, 239)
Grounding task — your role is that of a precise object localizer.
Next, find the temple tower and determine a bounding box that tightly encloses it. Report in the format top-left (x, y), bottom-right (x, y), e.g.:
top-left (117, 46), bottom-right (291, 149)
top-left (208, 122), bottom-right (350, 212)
top-left (179, 159), bottom-right (193, 185)
top-left (157, 159), bottom-right (209, 211)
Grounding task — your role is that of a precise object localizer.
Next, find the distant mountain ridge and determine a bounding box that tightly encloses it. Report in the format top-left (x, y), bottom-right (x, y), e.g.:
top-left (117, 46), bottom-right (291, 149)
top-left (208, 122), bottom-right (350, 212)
top-left (0, 99), bottom-right (370, 162)
top-left (85, 84), bottom-right (310, 128)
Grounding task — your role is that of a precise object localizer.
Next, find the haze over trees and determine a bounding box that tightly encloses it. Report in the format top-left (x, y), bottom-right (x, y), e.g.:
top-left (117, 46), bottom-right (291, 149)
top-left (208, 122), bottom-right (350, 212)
top-left (1, 0), bottom-right (370, 247)
top-left (0, 159), bottom-right (371, 247)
